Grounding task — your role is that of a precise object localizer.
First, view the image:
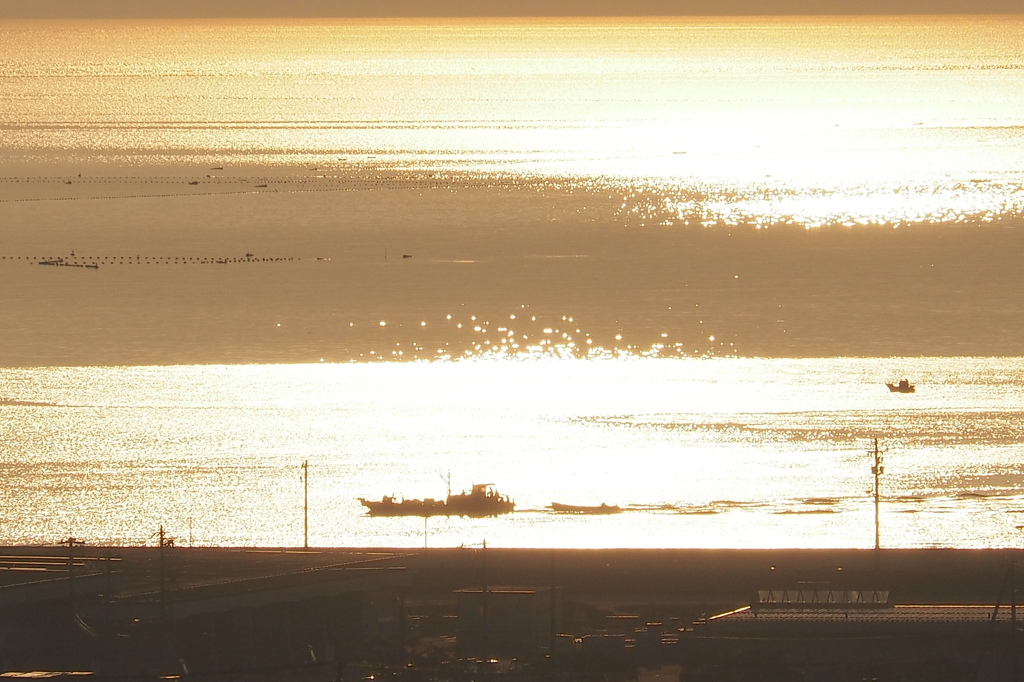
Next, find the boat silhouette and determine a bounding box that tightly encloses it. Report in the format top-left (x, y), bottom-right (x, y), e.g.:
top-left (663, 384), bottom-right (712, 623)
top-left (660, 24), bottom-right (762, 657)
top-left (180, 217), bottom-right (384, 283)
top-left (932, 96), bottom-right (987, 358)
top-left (359, 482), bottom-right (513, 518)
top-left (550, 502), bottom-right (623, 515)
top-left (886, 379), bottom-right (915, 393)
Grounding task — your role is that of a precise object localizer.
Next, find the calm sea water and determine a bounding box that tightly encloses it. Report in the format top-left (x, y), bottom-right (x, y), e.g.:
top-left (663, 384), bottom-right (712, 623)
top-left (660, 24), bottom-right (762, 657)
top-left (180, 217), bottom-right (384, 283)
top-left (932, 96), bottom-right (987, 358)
top-left (2, 358), bottom-right (1024, 549)
top-left (1, 17), bottom-right (1023, 548)
top-left (1, 16), bottom-right (1023, 225)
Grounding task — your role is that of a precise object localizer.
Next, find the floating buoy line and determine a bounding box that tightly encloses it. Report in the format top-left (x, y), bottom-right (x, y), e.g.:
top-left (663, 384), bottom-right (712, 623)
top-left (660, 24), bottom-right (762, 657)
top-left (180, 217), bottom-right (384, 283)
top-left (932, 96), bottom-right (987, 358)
top-left (0, 172), bottom-right (496, 204)
top-left (0, 253), bottom-right (329, 270)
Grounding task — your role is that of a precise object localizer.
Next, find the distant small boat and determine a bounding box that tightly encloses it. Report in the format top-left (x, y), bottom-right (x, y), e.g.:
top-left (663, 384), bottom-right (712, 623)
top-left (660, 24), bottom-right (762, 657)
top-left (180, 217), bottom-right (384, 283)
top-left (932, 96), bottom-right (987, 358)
top-left (886, 379), bottom-right (915, 393)
top-left (551, 502), bottom-right (623, 515)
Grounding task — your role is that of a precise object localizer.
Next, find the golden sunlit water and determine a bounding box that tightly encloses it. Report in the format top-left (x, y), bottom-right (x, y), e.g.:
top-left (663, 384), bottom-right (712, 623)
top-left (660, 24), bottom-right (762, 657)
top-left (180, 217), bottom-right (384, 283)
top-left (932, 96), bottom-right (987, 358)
top-left (2, 358), bottom-right (1024, 549)
top-left (1, 16), bottom-right (1023, 549)
top-left (1, 17), bottom-right (1023, 226)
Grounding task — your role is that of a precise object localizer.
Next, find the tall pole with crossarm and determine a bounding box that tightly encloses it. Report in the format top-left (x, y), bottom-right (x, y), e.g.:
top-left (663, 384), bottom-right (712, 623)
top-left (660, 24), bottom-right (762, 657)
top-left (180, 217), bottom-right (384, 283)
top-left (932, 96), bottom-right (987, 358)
top-left (302, 460), bottom-right (309, 549)
top-left (871, 439), bottom-right (885, 551)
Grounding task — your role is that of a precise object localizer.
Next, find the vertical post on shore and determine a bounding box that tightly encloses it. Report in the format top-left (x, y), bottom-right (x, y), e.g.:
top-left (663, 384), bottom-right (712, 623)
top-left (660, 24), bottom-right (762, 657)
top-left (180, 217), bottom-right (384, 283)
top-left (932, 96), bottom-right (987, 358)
top-left (158, 525), bottom-right (166, 618)
top-left (1012, 549), bottom-right (1018, 682)
top-left (157, 525), bottom-right (176, 676)
top-left (67, 538), bottom-right (74, 601)
top-left (870, 438), bottom-right (885, 551)
top-left (550, 550), bottom-right (557, 656)
top-left (399, 585), bottom-right (406, 654)
top-left (1007, 548), bottom-right (1015, 679)
top-left (158, 524), bottom-right (168, 671)
top-left (302, 460), bottom-right (309, 549)
top-left (104, 548), bottom-right (112, 623)
top-left (481, 539), bottom-right (488, 659)
top-left (62, 536), bottom-right (83, 601)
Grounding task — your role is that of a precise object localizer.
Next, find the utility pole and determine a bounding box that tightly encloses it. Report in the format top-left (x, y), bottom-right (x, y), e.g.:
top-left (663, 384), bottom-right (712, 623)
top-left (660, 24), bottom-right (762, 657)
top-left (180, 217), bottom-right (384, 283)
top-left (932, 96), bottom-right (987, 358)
top-left (1013, 548), bottom-right (1018, 682)
top-left (302, 460), bottom-right (309, 549)
top-left (61, 536), bottom-right (84, 600)
top-left (550, 550), bottom-right (558, 656)
top-left (481, 539), bottom-right (489, 659)
top-left (870, 438), bottom-right (886, 551)
top-left (157, 525), bottom-right (175, 676)
top-left (158, 525), bottom-right (168, 619)
top-left (1013, 546), bottom-right (1018, 642)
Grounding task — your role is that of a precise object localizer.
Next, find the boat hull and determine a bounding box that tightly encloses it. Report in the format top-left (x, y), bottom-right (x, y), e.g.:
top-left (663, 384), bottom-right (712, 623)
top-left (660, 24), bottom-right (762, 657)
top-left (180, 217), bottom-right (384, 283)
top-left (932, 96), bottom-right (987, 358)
top-left (359, 483), bottom-right (514, 518)
top-left (358, 497), bottom-right (446, 517)
top-left (551, 502), bottom-right (623, 515)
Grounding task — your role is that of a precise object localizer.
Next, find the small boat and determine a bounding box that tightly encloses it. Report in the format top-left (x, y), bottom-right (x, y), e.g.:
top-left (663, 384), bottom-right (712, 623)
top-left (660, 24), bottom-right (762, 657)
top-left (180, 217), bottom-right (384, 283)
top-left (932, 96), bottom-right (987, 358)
top-left (551, 502), bottom-right (623, 515)
top-left (359, 482), bottom-right (514, 518)
top-left (886, 379), bottom-right (915, 393)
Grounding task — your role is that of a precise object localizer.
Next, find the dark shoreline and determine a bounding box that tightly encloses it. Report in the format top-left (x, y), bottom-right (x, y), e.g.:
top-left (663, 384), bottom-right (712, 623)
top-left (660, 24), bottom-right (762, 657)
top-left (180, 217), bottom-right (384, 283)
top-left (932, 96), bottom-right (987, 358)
top-left (3, 545), bottom-right (1013, 607)
top-left (3, 545), bottom-right (1018, 679)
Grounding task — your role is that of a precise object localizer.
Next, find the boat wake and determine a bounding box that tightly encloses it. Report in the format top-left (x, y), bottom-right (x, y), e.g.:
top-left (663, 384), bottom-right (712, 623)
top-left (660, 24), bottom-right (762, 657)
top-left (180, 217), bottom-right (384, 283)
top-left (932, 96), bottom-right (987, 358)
top-left (0, 397), bottom-right (57, 407)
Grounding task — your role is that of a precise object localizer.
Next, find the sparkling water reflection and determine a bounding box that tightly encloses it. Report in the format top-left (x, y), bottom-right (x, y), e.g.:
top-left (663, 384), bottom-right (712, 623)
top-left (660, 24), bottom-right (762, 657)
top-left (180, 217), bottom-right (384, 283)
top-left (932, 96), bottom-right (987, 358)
top-left (3, 16), bottom-right (1024, 552)
top-left (3, 357), bottom-right (1024, 549)
top-left (2, 17), bottom-right (1023, 227)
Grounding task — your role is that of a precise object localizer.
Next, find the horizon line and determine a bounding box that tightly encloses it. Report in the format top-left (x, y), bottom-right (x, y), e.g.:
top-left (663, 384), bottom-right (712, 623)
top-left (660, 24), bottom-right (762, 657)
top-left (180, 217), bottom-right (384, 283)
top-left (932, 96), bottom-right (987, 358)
top-left (1, 0), bottom-right (1020, 20)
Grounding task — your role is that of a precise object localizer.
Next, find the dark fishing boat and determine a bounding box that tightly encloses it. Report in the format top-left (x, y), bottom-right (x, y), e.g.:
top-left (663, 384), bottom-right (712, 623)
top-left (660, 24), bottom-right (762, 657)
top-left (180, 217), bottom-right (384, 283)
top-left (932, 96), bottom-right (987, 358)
top-left (551, 502), bottom-right (623, 515)
top-left (886, 379), bottom-right (915, 393)
top-left (359, 482), bottom-right (514, 518)
top-left (357, 495), bottom-right (446, 517)
top-left (445, 483), bottom-right (515, 517)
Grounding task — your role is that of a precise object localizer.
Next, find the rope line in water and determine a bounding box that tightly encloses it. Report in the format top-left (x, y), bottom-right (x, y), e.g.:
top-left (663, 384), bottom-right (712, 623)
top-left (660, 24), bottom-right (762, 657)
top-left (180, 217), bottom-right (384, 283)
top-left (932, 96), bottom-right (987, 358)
top-left (0, 254), bottom-right (329, 268)
top-left (0, 173), bottom-right (497, 203)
